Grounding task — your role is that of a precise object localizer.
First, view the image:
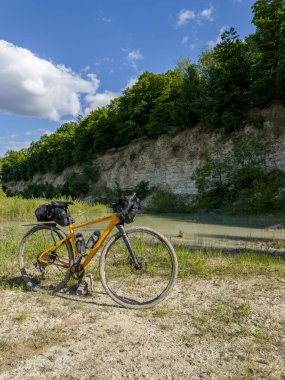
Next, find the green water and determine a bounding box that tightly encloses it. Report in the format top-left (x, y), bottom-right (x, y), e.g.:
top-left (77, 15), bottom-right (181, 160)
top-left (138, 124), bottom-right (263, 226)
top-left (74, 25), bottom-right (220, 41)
top-left (133, 212), bottom-right (285, 250)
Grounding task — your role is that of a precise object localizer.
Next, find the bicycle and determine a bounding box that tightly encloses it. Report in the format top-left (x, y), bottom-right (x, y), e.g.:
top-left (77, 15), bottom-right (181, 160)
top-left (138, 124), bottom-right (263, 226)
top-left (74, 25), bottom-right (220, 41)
top-left (18, 194), bottom-right (178, 309)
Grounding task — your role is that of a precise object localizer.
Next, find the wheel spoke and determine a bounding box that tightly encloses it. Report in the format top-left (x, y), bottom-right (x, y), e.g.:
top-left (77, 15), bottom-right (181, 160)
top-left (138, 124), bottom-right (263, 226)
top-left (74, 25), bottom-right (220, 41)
top-left (19, 226), bottom-right (73, 292)
top-left (100, 227), bottom-right (178, 308)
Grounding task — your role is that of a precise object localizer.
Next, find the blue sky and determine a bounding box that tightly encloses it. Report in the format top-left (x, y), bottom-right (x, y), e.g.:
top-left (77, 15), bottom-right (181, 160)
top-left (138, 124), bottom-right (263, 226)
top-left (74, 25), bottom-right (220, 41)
top-left (0, 0), bottom-right (255, 157)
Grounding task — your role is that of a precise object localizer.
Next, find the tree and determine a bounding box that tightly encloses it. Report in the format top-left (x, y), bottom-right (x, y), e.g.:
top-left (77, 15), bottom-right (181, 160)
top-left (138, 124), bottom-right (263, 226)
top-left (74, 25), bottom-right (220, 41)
top-left (172, 60), bottom-right (200, 130)
top-left (199, 27), bottom-right (251, 131)
top-left (250, 0), bottom-right (285, 104)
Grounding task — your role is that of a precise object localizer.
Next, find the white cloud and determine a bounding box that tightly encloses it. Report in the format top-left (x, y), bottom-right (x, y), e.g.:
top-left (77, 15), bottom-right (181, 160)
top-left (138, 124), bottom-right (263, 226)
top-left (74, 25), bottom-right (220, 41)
top-left (200, 5), bottom-right (215, 21)
top-left (126, 49), bottom-right (144, 69)
top-left (126, 77), bottom-right (138, 88)
top-left (84, 90), bottom-right (118, 115)
top-left (177, 9), bottom-right (196, 26)
top-left (177, 6), bottom-right (215, 27)
top-left (206, 26), bottom-right (228, 49)
top-left (0, 40), bottom-right (114, 121)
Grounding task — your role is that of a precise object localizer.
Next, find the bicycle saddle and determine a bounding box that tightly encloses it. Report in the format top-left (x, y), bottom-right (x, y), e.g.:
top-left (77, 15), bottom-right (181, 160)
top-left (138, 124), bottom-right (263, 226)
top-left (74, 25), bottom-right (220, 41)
top-left (51, 201), bottom-right (75, 207)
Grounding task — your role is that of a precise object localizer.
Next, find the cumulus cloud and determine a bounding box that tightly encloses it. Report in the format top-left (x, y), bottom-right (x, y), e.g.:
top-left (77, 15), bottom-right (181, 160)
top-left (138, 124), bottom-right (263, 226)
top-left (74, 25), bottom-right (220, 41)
top-left (126, 49), bottom-right (144, 69)
top-left (200, 5), bottom-right (215, 21)
top-left (177, 5), bottom-right (215, 26)
top-left (84, 90), bottom-right (117, 115)
top-left (0, 40), bottom-right (115, 121)
top-left (177, 9), bottom-right (196, 26)
top-left (125, 77), bottom-right (138, 88)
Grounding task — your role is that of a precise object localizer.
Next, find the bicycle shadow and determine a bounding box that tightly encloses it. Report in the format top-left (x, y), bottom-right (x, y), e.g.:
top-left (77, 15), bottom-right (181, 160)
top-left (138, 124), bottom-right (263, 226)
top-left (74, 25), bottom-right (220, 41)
top-left (0, 275), bottom-right (24, 289)
top-left (55, 290), bottom-right (124, 309)
top-left (0, 276), bottom-right (123, 308)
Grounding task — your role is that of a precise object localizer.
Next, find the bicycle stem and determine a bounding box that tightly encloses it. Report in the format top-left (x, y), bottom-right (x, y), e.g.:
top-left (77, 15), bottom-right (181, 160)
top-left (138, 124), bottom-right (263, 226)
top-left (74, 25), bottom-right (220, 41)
top-left (116, 225), bottom-right (139, 267)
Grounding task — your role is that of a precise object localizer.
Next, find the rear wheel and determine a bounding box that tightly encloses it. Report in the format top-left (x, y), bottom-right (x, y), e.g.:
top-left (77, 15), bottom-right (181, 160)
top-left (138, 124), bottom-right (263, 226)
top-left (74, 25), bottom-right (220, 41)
top-left (99, 227), bottom-right (178, 309)
top-left (19, 225), bottom-right (74, 292)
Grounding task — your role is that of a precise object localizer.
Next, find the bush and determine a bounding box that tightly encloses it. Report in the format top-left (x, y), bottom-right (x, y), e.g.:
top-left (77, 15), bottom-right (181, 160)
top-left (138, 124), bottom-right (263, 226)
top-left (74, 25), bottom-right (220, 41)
top-left (22, 183), bottom-right (63, 199)
top-left (65, 174), bottom-right (90, 198)
top-left (192, 131), bottom-right (285, 214)
top-left (146, 189), bottom-right (193, 213)
top-left (222, 111), bottom-right (243, 133)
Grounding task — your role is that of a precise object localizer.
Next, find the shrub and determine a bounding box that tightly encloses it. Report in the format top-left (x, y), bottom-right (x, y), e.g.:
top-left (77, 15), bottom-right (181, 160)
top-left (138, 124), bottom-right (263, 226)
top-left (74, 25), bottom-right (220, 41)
top-left (146, 189), bottom-right (193, 213)
top-left (192, 131), bottom-right (285, 214)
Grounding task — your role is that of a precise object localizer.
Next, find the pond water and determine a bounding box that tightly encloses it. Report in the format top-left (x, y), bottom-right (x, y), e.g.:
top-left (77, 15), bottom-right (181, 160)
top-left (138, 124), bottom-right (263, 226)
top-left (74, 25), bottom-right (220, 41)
top-left (133, 212), bottom-right (285, 251)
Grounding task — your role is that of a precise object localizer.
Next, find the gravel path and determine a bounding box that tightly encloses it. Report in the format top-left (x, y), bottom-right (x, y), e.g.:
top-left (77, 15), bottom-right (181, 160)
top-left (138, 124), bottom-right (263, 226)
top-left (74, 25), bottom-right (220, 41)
top-left (0, 277), bottom-right (285, 380)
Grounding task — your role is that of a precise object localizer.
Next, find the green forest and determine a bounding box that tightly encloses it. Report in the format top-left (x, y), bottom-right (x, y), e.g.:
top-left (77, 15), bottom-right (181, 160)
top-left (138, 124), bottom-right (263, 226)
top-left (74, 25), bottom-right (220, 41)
top-left (1, 0), bottom-right (285, 211)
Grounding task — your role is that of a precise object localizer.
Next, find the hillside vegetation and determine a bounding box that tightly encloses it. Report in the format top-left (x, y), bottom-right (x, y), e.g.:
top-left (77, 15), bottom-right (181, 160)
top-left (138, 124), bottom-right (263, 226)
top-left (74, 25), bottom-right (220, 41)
top-left (1, 0), bottom-right (285, 214)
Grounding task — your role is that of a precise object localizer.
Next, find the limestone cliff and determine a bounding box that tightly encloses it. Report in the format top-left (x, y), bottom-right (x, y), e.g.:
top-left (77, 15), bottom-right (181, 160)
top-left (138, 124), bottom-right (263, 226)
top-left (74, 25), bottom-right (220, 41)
top-left (3, 104), bottom-right (285, 199)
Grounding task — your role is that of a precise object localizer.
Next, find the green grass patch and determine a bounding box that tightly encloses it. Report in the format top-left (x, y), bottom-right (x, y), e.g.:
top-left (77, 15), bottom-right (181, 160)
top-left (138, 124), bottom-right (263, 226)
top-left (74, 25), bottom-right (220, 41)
top-left (16, 311), bottom-right (28, 322)
top-left (152, 309), bottom-right (169, 318)
top-left (177, 247), bottom-right (285, 278)
top-left (0, 225), bottom-right (22, 283)
top-left (0, 190), bottom-right (110, 222)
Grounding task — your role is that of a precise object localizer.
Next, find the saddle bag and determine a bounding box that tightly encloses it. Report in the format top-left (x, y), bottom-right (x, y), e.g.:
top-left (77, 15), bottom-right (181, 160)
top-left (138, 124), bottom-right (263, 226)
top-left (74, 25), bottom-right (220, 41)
top-left (35, 203), bottom-right (73, 227)
top-left (35, 204), bottom-right (53, 222)
top-left (52, 207), bottom-right (73, 227)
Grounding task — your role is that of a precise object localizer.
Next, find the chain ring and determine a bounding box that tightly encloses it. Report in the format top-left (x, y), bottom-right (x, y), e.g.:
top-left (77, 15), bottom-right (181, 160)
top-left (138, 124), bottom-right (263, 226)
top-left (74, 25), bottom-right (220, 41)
top-left (71, 260), bottom-right (85, 281)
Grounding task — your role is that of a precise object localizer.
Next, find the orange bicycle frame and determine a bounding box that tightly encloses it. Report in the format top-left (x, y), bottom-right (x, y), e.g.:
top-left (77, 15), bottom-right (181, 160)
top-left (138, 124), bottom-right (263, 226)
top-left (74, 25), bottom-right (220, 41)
top-left (38, 213), bottom-right (122, 269)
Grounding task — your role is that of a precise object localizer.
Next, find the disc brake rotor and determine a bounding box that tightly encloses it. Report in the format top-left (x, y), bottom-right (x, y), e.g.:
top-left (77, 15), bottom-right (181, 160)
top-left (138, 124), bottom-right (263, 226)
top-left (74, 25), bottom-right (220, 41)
top-left (130, 256), bottom-right (147, 274)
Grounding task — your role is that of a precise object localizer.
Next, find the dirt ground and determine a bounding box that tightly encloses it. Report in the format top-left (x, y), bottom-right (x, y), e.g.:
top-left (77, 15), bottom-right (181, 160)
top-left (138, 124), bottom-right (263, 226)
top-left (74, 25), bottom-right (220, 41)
top-left (0, 276), bottom-right (284, 380)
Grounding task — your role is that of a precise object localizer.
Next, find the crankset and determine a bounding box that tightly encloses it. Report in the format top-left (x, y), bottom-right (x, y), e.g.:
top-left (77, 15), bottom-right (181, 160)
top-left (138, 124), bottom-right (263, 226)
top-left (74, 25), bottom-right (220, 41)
top-left (70, 260), bottom-right (85, 281)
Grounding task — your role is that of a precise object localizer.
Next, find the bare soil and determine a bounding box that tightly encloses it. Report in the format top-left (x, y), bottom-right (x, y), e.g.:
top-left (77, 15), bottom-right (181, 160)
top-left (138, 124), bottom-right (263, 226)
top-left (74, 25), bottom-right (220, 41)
top-left (0, 276), bottom-right (285, 380)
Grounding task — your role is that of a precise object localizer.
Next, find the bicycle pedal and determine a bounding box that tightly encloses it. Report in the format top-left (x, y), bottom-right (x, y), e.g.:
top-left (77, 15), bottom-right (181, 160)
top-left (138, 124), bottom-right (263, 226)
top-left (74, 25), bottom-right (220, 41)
top-left (76, 274), bottom-right (94, 296)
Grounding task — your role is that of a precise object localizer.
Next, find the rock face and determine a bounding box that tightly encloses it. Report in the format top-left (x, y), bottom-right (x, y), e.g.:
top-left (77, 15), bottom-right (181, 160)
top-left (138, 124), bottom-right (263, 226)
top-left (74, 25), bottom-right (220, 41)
top-left (91, 128), bottom-right (211, 196)
top-left (4, 127), bottom-right (213, 197)
top-left (3, 104), bottom-right (285, 198)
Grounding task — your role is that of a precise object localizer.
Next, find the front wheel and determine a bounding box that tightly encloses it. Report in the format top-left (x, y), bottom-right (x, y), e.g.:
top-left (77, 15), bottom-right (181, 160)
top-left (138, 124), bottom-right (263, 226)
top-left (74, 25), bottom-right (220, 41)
top-left (99, 227), bottom-right (178, 309)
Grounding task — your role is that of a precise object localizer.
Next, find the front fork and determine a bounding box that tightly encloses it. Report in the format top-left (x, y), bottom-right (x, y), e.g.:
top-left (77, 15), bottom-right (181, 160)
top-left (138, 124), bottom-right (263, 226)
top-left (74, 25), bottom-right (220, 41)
top-left (116, 225), bottom-right (141, 269)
